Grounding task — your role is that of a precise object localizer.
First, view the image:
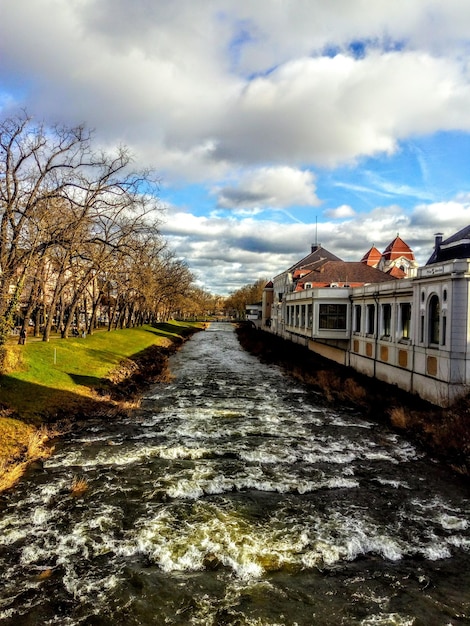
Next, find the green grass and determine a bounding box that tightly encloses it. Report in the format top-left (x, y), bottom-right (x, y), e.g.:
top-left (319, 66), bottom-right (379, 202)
top-left (0, 321), bottom-right (202, 463)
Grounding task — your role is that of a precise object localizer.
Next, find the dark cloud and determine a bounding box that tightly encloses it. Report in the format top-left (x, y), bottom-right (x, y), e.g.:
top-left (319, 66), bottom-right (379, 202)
top-left (217, 189), bottom-right (267, 209)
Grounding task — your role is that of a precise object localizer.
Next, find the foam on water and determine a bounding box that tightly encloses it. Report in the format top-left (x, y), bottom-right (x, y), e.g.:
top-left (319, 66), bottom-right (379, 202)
top-left (374, 478), bottom-right (410, 489)
top-left (45, 442), bottom-right (211, 468)
top-left (117, 504), bottom-right (306, 578)
top-left (438, 513), bottom-right (468, 530)
top-left (360, 614), bottom-right (415, 626)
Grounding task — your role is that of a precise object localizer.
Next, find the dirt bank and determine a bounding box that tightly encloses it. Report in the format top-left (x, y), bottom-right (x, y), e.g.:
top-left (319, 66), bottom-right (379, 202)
top-left (236, 324), bottom-right (470, 477)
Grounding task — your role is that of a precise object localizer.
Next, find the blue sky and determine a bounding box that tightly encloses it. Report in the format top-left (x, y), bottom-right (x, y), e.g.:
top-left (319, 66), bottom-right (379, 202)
top-left (318, 132), bottom-right (470, 210)
top-left (2, 1), bottom-right (470, 294)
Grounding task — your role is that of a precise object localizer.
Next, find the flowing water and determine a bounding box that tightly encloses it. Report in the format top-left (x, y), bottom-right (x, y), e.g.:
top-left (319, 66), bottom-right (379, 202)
top-left (1, 323), bottom-right (470, 625)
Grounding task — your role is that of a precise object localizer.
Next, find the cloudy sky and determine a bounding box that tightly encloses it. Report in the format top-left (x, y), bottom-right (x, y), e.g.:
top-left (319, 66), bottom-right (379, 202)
top-left (2, 1), bottom-right (470, 294)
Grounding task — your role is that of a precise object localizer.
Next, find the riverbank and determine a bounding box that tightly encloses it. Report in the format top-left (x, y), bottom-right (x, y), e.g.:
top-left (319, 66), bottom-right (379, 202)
top-left (236, 324), bottom-right (470, 477)
top-left (0, 321), bottom-right (204, 491)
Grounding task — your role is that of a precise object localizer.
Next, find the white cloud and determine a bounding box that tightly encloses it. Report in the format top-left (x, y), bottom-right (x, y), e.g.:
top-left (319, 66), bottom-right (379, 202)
top-left (2, 1), bottom-right (470, 180)
top-left (163, 200), bottom-right (470, 294)
top-left (325, 205), bottom-right (355, 219)
top-left (215, 51), bottom-right (470, 168)
top-left (215, 167), bottom-right (320, 210)
top-left (410, 201), bottom-right (470, 228)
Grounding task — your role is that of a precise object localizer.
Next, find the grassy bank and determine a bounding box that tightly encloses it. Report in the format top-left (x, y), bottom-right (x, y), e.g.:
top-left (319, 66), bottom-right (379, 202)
top-left (0, 321), bottom-right (203, 490)
top-left (236, 324), bottom-right (470, 477)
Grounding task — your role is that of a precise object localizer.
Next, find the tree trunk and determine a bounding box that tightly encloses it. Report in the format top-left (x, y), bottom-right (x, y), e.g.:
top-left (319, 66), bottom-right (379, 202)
top-left (126, 302), bottom-right (135, 328)
top-left (33, 306), bottom-right (41, 337)
top-left (21, 281), bottom-right (41, 338)
top-left (117, 303), bottom-right (127, 329)
top-left (43, 286), bottom-right (63, 342)
top-left (83, 296), bottom-right (89, 332)
top-left (87, 292), bottom-right (103, 335)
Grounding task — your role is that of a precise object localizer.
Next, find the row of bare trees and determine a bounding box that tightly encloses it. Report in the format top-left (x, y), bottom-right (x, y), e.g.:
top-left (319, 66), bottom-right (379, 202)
top-left (224, 278), bottom-right (268, 318)
top-left (171, 289), bottom-right (225, 321)
top-left (0, 111), bottom-right (196, 344)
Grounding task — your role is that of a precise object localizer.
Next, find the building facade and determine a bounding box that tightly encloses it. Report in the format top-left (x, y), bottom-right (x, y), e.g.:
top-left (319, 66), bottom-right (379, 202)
top-left (262, 230), bottom-right (470, 407)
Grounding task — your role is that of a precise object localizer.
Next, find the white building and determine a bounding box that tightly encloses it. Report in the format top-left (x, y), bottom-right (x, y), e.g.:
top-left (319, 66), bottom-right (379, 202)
top-left (262, 228), bottom-right (470, 407)
top-left (245, 302), bottom-right (262, 327)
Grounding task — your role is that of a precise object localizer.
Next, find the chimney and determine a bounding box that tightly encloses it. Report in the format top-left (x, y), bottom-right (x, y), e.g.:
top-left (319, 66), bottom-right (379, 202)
top-left (311, 243), bottom-right (321, 253)
top-left (434, 233), bottom-right (443, 250)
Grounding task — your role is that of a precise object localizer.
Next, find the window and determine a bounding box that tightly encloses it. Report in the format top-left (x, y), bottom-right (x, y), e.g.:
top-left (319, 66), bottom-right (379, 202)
top-left (382, 303), bottom-right (392, 336)
top-left (400, 303), bottom-right (412, 339)
top-left (429, 295), bottom-right (440, 345)
top-left (354, 304), bottom-right (362, 332)
top-left (319, 303), bottom-right (347, 330)
top-left (287, 306), bottom-right (293, 326)
top-left (366, 304), bottom-right (375, 335)
top-left (307, 304), bottom-right (313, 328)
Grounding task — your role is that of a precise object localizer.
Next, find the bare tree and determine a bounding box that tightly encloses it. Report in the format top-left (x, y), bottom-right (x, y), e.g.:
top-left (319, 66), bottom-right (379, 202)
top-left (0, 112), bottom-right (92, 342)
top-left (0, 111), bottom-right (165, 343)
top-left (224, 278), bottom-right (268, 318)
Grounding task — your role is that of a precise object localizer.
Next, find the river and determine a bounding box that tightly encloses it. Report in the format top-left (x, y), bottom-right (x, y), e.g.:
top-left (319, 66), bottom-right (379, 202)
top-left (0, 322), bottom-right (469, 625)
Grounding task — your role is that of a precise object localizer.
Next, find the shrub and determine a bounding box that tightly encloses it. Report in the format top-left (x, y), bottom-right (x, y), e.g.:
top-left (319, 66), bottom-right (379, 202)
top-left (389, 406), bottom-right (408, 429)
top-left (27, 426), bottom-right (53, 460)
top-left (0, 459), bottom-right (27, 492)
top-left (0, 346), bottom-right (23, 375)
top-left (70, 475), bottom-right (88, 497)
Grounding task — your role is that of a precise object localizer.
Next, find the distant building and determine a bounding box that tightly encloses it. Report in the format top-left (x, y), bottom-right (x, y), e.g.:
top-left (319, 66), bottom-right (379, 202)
top-left (262, 230), bottom-right (470, 407)
top-left (426, 226), bottom-right (470, 264)
top-left (269, 242), bottom-right (395, 339)
top-left (262, 281), bottom-right (273, 329)
top-left (245, 302), bottom-right (262, 327)
top-left (361, 236), bottom-right (419, 279)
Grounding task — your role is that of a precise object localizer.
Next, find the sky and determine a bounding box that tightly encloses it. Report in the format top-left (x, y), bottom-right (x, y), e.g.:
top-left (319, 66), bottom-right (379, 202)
top-left (2, 1), bottom-right (470, 295)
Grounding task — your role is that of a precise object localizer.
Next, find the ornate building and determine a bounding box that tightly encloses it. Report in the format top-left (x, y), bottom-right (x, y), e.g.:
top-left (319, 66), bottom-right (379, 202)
top-left (262, 229), bottom-right (470, 407)
top-left (361, 236), bottom-right (419, 279)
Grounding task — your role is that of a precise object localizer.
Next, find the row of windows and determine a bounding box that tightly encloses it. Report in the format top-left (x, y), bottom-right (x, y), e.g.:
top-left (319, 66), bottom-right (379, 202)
top-left (354, 296), bottom-right (444, 346)
top-left (353, 302), bottom-right (412, 339)
top-left (286, 304), bottom-right (314, 329)
top-left (286, 303), bottom-right (347, 330)
top-left (286, 296), bottom-right (444, 346)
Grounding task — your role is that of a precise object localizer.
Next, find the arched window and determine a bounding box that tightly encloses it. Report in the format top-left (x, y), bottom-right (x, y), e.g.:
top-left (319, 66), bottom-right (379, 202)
top-left (428, 295), bottom-right (440, 345)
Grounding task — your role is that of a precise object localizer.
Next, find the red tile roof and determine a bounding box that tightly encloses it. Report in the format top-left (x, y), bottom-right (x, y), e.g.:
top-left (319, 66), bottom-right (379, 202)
top-left (381, 236), bottom-right (415, 261)
top-left (361, 246), bottom-right (382, 266)
top-left (386, 265), bottom-right (407, 278)
top-left (296, 260), bottom-right (394, 287)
